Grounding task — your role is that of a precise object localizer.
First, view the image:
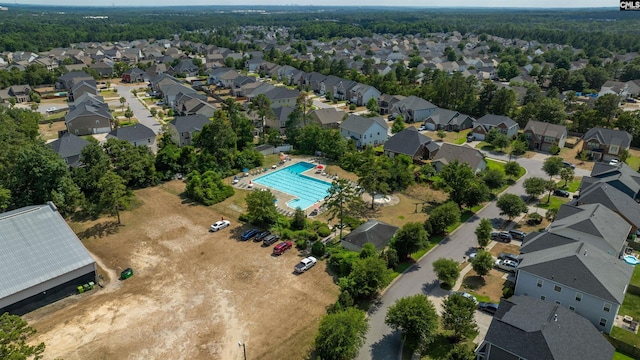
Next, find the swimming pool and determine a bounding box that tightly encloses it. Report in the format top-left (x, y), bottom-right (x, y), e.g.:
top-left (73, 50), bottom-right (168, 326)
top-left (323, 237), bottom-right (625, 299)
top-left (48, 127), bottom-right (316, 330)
top-left (253, 162), bottom-right (332, 210)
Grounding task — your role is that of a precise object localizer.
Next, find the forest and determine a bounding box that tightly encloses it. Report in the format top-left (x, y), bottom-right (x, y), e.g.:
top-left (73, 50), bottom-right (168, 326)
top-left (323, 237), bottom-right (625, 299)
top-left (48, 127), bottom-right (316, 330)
top-left (0, 6), bottom-right (638, 56)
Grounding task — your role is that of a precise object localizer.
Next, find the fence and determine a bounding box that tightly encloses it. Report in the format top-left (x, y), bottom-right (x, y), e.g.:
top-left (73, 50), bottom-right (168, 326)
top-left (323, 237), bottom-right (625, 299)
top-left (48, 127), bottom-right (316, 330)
top-left (606, 334), bottom-right (640, 358)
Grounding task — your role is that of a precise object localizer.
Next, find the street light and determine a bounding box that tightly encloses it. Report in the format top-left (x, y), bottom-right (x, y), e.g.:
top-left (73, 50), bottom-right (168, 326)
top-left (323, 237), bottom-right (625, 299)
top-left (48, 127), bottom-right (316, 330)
top-left (238, 341), bottom-right (247, 360)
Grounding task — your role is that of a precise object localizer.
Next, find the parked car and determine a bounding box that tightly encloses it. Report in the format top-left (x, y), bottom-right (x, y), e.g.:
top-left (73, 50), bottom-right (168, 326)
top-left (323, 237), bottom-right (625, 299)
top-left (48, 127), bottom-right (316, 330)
top-left (478, 302), bottom-right (499, 315)
top-left (254, 230), bottom-right (271, 242)
top-left (417, 125), bottom-right (426, 131)
top-left (624, 98), bottom-right (638, 103)
top-left (209, 220), bottom-right (230, 232)
top-left (46, 107), bottom-right (57, 113)
top-left (562, 160), bottom-right (576, 169)
top-left (388, 114), bottom-right (396, 120)
top-left (467, 135), bottom-right (475, 142)
top-left (240, 229), bottom-right (260, 241)
top-left (508, 230), bottom-right (526, 240)
top-left (498, 253), bottom-right (520, 263)
top-left (156, 100), bottom-right (165, 106)
top-left (453, 291), bottom-right (479, 304)
top-left (495, 259), bottom-right (518, 272)
top-left (491, 231), bottom-right (512, 243)
top-left (609, 159), bottom-right (620, 166)
top-left (273, 241), bottom-right (293, 255)
top-left (262, 234), bottom-right (280, 246)
top-left (294, 256), bottom-right (317, 273)
top-left (554, 189), bottom-right (570, 197)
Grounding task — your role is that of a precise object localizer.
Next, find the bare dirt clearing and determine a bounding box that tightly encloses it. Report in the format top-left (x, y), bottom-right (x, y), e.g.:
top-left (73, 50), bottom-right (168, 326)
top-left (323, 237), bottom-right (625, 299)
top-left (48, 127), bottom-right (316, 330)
top-left (26, 183), bottom-right (338, 360)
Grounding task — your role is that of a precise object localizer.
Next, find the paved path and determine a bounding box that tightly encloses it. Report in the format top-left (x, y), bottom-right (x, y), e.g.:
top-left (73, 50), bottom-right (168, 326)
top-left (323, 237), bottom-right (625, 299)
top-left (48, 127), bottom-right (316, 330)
top-left (113, 85), bottom-right (161, 135)
top-left (356, 155), bottom-right (586, 360)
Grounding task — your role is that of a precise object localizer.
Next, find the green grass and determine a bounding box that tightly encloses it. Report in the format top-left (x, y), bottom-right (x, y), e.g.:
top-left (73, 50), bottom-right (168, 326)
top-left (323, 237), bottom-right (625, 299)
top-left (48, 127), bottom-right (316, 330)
top-left (631, 266), bottom-right (640, 288)
top-left (420, 331), bottom-right (478, 359)
top-left (626, 155), bottom-right (640, 171)
top-left (610, 326), bottom-right (640, 348)
top-left (42, 112), bottom-right (66, 122)
top-left (614, 351), bottom-right (636, 360)
top-left (559, 179), bottom-right (581, 192)
top-left (486, 159), bottom-right (505, 172)
top-left (536, 195), bottom-right (569, 211)
top-left (619, 293), bottom-right (640, 320)
top-left (454, 136), bottom-right (467, 145)
top-left (100, 90), bottom-right (119, 98)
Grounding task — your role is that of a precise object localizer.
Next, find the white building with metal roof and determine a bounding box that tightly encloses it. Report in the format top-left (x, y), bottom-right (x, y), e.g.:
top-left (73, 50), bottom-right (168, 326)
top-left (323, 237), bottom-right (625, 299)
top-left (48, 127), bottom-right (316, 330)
top-left (0, 202), bottom-right (96, 314)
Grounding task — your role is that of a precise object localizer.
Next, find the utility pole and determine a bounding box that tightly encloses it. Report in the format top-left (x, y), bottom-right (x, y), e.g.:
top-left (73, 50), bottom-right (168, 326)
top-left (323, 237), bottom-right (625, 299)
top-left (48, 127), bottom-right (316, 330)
top-left (238, 341), bottom-right (246, 360)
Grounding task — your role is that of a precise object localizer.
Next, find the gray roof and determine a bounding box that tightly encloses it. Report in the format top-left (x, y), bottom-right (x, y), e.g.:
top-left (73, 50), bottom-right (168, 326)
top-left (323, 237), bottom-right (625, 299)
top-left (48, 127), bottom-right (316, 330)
top-left (394, 95), bottom-right (436, 111)
top-left (343, 220), bottom-right (399, 250)
top-left (169, 114), bottom-right (210, 133)
top-left (576, 182), bottom-right (640, 229)
top-left (432, 143), bottom-right (485, 171)
top-left (0, 203), bottom-right (95, 301)
top-left (583, 127), bottom-right (632, 148)
top-left (580, 162), bottom-right (640, 199)
top-left (47, 132), bottom-right (90, 166)
top-left (425, 108), bottom-right (460, 126)
top-left (309, 108), bottom-right (344, 126)
top-left (66, 102), bottom-right (112, 122)
top-left (549, 203), bottom-right (630, 256)
top-left (340, 114), bottom-right (388, 135)
top-left (264, 86), bottom-right (300, 101)
top-left (517, 241), bottom-right (632, 304)
top-left (475, 114), bottom-right (517, 128)
top-left (524, 120), bottom-right (567, 139)
top-left (273, 106), bottom-right (294, 125)
top-left (384, 127), bottom-right (434, 157)
top-left (108, 124), bottom-right (155, 142)
top-left (484, 295), bottom-right (614, 360)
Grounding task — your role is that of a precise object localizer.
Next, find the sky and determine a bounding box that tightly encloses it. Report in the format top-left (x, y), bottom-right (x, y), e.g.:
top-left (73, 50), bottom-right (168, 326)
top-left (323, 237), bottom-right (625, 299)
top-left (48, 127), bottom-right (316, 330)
top-left (1, 0), bottom-right (622, 8)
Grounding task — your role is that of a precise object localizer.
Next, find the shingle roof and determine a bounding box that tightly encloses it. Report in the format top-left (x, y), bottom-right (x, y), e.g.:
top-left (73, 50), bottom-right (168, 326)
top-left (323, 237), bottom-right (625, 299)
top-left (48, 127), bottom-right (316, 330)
top-left (394, 95), bottom-right (436, 111)
top-left (340, 114), bottom-right (388, 135)
top-left (524, 120), bottom-right (567, 139)
top-left (476, 114), bottom-right (517, 128)
top-left (580, 162), bottom-right (640, 198)
top-left (425, 108), bottom-right (459, 126)
top-left (343, 220), bottom-right (399, 250)
top-left (432, 143), bottom-right (485, 172)
top-left (576, 182), bottom-right (640, 229)
top-left (384, 127), bottom-right (434, 157)
top-left (484, 295), bottom-right (614, 360)
top-left (264, 86), bottom-right (300, 101)
top-left (65, 102), bottom-right (112, 122)
top-left (169, 114), bottom-right (210, 133)
top-left (47, 133), bottom-right (90, 166)
top-left (518, 241), bottom-right (632, 304)
top-left (309, 108), bottom-right (344, 126)
top-left (108, 124), bottom-right (155, 142)
top-left (0, 203), bottom-right (95, 302)
top-left (583, 127), bottom-right (632, 149)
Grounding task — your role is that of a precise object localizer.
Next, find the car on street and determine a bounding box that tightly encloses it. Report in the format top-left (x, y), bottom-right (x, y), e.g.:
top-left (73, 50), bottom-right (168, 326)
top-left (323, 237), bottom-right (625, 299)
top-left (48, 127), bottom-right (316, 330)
top-left (498, 252), bottom-right (520, 263)
top-left (46, 107), bottom-right (57, 113)
top-left (210, 220), bottom-right (231, 232)
top-left (562, 160), bottom-right (576, 169)
top-left (452, 291), bottom-right (479, 304)
top-left (240, 229), bottom-right (260, 241)
top-left (273, 241), bottom-right (293, 255)
top-left (262, 234), bottom-right (280, 246)
top-left (478, 302), bottom-right (499, 315)
top-left (495, 259), bottom-right (518, 272)
top-left (491, 231), bottom-right (512, 243)
top-left (554, 189), bottom-right (570, 197)
top-left (624, 98), bottom-right (637, 103)
top-left (254, 230), bottom-right (271, 242)
top-left (156, 100), bottom-right (165, 106)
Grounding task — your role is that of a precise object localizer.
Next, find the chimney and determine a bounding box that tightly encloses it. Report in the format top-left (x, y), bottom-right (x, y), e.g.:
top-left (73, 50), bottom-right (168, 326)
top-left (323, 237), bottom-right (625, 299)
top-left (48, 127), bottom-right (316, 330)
top-left (584, 250), bottom-right (587, 256)
top-left (553, 314), bottom-right (558, 322)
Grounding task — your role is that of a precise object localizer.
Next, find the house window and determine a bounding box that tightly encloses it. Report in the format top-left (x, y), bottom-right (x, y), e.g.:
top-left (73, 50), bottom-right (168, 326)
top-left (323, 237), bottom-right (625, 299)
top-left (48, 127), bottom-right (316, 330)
top-left (540, 295), bottom-right (546, 301)
top-left (554, 285), bottom-right (562, 292)
top-left (569, 306), bottom-right (575, 311)
top-left (604, 303), bottom-right (611, 312)
top-left (537, 279), bottom-right (543, 288)
top-left (609, 145), bottom-right (619, 155)
top-left (575, 293), bottom-right (582, 302)
top-left (543, 136), bottom-right (556, 143)
top-left (599, 318), bottom-right (607, 327)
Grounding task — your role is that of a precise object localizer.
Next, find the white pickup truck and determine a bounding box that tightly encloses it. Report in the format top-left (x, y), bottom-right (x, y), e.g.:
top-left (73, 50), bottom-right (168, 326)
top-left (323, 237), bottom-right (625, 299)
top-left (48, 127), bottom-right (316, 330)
top-left (294, 256), bottom-right (317, 274)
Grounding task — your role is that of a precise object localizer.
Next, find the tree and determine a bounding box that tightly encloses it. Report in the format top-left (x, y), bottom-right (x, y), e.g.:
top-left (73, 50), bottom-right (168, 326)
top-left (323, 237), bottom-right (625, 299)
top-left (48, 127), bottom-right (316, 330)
top-left (545, 180), bottom-right (558, 203)
top-left (481, 168), bottom-right (505, 190)
top-left (471, 250), bottom-right (493, 277)
top-left (523, 176), bottom-right (547, 199)
top-left (475, 218), bottom-right (493, 248)
top-left (291, 207), bottom-right (306, 230)
top-left (445, 344), bottom-right (476, 360)
top-left (357, 152), bottom-right (391, 209)
top-left (249, 93), bottom-right (275, 143)
top-left (560, 167), bottom-right (574, 187)
top-left (491, 132), bottom-right (510, 151)
top-left (366, 97), bottom-right (379, 114)
top-left (393, 222), bottom-right (429, 260)
top-left (496, 193), bottom-right (527, 221)
top-left (385, 295), bottom-right (439, 352)
top-left (441, 293), bottom-right (478, 342)
top-left (542, 156), bottom-right (564, 180)
top-left (124, 106), bottom-right (134, 122)
top-left (359, 243), bottom-right (377, 259)
top-left (244, 188), bottom-right (278, 227)
top-left (436, 129), bottom-right (447, 141)
top-left (595, 94), bottom-right (620, 125)
top-left (0, 312), bottom-right (46, 360)
top-left (432, 258), bottom-right (460, 289)
top-left (97, 171), bottom-right (129, 224)
top-left (345, 256), bottom-right (391, 300)
top-left (315, 308), bottom-right (368, 360)
top-left (504, 161), bottom-right (521, 178)
top-left (426, 201), bottom-right (460, 235)
top-left (439, 160), bottom-right (476, 208)
top-left (391, 116), bottom-right (405, 134)
top-left (119, 96), bottom-right (126, 110)
top-left (0, 185), bottom-right (10, 212)
top-left (324, 179), bottom-right (366, 239)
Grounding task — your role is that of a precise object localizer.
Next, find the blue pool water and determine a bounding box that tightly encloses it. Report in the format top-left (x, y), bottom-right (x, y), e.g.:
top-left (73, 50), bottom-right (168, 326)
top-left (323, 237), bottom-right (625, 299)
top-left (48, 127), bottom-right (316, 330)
top-left (253, 162), bottom-right (332, 209)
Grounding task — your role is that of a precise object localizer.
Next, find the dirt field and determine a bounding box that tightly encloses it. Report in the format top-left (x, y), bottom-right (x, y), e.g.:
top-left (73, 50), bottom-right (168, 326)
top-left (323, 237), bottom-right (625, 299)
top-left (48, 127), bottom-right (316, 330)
top-left (25, 183), bottom-right (338, 360)
top-left (39, 121), bottom-right (68, 141)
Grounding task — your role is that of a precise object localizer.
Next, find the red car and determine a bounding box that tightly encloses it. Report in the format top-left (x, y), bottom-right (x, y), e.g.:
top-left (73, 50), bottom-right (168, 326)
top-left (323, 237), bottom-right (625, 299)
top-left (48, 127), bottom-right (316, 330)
top-left (273, 241), bottom-right (293, 255)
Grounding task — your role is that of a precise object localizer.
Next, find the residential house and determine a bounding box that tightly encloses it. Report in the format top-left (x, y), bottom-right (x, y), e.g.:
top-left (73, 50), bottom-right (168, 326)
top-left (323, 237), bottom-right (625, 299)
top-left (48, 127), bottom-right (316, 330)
top-left (207, 67), bottom-right (237, 86)
top-left (423, 108), bottom-right (474, 131)
top-left (167, 114), bottom-right (210, 147)
top-left (122, 48), bottom-right (142, 64)
top-left (341, 220), bottom-right (399, 252)
top-left (319, 75), bottom-right (343, 96)
top-left (47, 132), bottom-right (91, 168)
top-left (149, 73), bottom-right (181, 94)
top-left (572, 183), bottom-right (640, 233)
top-left (65, 102), bottom-right (112, 136)
top-left (334, 79), bottom-right (358, 101)
top-left (68, 92), bottom-right (106, 111)
top-left (107, 124), bottom-right (157, 152)
top-left (168, 59), bottom-right (199, 77)
top-left (88, 62), bottom-right (114, 78)
top-left (174, 93), bottom-right (216, 118)
top-left (307, 108), bottom-right (345, 129)
top-left (579, 162), bottom-right (640, 200)
top-left (33, 57), bottom-right (59, 72)
top-left (581, 127), bottom-right (632, 162)
top-left (340, 114), bottom-right (388, 148)
top-left (263, 87), bottom-right (300, 108)
top-left (383, 127), bottom-right (439, 162)
top-left (431, 143), bottom-right (487, 173)
top-left (303, 72), bottom-right (327, 93)
top-left (56, 71), bottom-right (93, 90)
top-left (68, 80), bottom-right (97, 102)
top-left (471, 114), bottom-right (519, 140)
top-left (245, 58), bottom-right (265, 72)
top-left (476, 295), bottom-right (614, 360)
top-left (161, 84), bottom-right (201, 108)
top-left (122, 68), bottom-right (148, 83)
top-left (378, 94), bottom-right (405, 115)
top-left (349, 83), bottom-right (381, 107)
top-left (523, 120), bottom-right (567, 152)
top-left (265, 106), bottom-right (294, 133)
top-left (0, 85), bottom-right (32, 103)
top-left (598, 80), bottom-right (640, 99)
top-left (391, 95), bottom-right (438, 123)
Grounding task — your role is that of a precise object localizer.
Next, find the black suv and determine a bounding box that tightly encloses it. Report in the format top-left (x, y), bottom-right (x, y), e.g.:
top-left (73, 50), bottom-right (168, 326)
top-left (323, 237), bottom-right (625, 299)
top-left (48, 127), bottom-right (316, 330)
top-left (508, 230), bottom-right (526, 240)
top-left (263, 234), bottom-right (280, 246)
top-left (254, 230), bottom-right (271, 242)
top-left (491, 231), bottom-right (512, 243)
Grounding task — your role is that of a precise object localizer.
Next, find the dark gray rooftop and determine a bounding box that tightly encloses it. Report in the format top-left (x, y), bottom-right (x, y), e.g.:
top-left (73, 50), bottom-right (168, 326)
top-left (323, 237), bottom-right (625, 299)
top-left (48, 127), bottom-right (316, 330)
top-left (476, 114), bottom-right (517, 128)
top-left (47, 132), bottom-right (90, 165)
top-left (108, 124), bottom-right (155, 142)
top-left (169, 114), bottom-right (210, 134)
top-left (485, 295), bottom-right (614, 360)
top-left (343, 219), bottom-right (399, 250)
top-left (432, 143), bottom-right (485, 171)
top-left (0, 203), bottom-right (95, 301)
top-left (583, 127), bottom-right (632, 149)
top-left (576, 182), bottom-right (640, 229)
top-left (384, 127), bottom-right (434, 157)
top-left (341, 114), bottom-right (388, 135)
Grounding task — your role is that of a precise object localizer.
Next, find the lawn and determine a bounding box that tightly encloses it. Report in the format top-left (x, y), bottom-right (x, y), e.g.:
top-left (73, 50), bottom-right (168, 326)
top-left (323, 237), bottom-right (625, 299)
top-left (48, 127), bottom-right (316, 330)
top-left (536, 195), bottom-right (569, 211)
top-left (420, 328), bottom-right (477, 360)
top-left (558, 178), bottom-right (581, 192)
top-left (610, 326), bottom-right (640, 349)
top-left (100, 90), bottom-right (119, 98)
top-left (614, 350), bottom-right (636, 360)
top-left (485, 159), bottom-right (505, 172)
top-left (626, 155), bottom-right (640, 171)
top-left (460, 269), bottom-right (507, 304)
top-left (618, 292), bottom-right (640, 320)
top-left (631, 266), bottom-right (640, 288)
top-left (423, 129), bottom-right (471, 145)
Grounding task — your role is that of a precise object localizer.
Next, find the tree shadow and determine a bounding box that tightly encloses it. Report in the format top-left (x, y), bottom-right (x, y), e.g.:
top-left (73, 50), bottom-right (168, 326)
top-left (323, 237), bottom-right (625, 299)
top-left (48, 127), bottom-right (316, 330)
top-left (370, 331), bottom-right (402, 360)
top-left (76, 220), bottom-right (120, 239)
top-left (462, 275), bottom-right (487, 291)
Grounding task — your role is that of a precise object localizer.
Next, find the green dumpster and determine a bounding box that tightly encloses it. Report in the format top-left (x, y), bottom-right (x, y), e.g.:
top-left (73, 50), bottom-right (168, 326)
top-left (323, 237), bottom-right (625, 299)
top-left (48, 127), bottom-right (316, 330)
top-left (120, 268), bottom-right (134, 280)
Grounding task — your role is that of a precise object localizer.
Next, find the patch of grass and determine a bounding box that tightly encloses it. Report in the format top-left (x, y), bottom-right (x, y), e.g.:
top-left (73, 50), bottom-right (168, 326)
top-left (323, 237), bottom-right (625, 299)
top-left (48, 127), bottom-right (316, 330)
top-left (398, 215), bottom-right (405, 220)
top-left (626, 155), bottom-right (640, 171)
top-left (100, 90), bottom-right (119, 98)
top-left (391, 262), bottom-right (415, 280)
top-left (536, 195), bottom-right (569, 211)
top-left (469, 293), bottom-right (492, 303)
top-left (619, 293), bottom-right (640, 320)
top-left (486, 159), bottom-right (506, 172)
top-left (614, 350), bottom-right (636, 360)
top-left (470, 204), bottom-right (484, 213)
top-left (454, 136), bottom-right (467, 145)
top-left (610, 326), bottom-right (640, 348)
top-left (631, 266), bottom-right (640, 288)
top-left (559, 178), bottom-right (581, 192)
top-left (43, 112), bottom-right (66, 122)
top-left (419, 329), bottom-right (478, 360)
top-left (411, 246), bottom-right (432, 261)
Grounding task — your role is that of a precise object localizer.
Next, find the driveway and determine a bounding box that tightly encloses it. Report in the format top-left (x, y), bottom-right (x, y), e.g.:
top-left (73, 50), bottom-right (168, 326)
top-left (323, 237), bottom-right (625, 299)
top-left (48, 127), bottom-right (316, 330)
top-left (113, 84), bottom-right (162, 135)
top-left (356, 156), bottom-right (578, 360)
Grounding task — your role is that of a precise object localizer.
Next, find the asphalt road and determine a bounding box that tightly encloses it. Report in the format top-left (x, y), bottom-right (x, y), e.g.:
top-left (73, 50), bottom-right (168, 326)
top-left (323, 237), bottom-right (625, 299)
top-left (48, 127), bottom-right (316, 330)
top-left (356, 155), bottom-right (590, 360)
top-left (113, 84), bottom-right (162, 135)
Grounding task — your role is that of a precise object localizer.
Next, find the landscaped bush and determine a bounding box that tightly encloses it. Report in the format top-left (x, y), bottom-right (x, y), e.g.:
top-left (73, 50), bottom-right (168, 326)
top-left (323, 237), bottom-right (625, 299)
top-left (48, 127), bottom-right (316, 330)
top-left (185, 170), bottom-right (234, 206)
top-left (380, 247), bottom-right (399, 269)
top-left (503, 284), bottom-right (515, 298)
top-left (317, 225), bottom-right (331, 237)
top-left (279, 228), bottom-right (293, 240)
top-left (238, 213), bottom-right (250, 222)
top-left (527, 213), bottom-right (543, 225)
top-left (295, 238), bottom-right (308, 250)
top-left (349, 103), bottom-right (356, 110)
top-left (328, 248), bottom-right (360, 277)
top-left (312, 241), bottom-right (326, 257)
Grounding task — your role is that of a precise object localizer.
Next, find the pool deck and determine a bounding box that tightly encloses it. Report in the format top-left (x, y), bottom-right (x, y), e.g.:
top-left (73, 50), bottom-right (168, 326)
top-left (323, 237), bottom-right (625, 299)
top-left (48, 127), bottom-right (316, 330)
top-left (231, 157), bottom-right (341, 215)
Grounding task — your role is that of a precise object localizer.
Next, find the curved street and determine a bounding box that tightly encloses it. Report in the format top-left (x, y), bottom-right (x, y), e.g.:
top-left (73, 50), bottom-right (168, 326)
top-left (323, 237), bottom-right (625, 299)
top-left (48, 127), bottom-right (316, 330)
top-left (357, 155), bottom-right (590, 360)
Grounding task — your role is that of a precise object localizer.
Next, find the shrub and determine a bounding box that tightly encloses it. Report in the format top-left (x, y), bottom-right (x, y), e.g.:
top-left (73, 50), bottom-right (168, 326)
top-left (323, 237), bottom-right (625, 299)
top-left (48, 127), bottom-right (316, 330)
top-left (338, 290), bottom-right (354, 307)
top-left (381, 248), bottom-right (399, 269)
top-left (296, 238), bottom-right (308, 250)
top-left (280, 228), bottom-right (293, 240)
top-left (317, 225), bottom-right (331, 237)
top-left (527, 213), bottom-right (543, 225)
top-left (349, 103), bottom-right (357, 110)
top-left (238, 213), bottom-right (250, 222)
top-left (503, 285), bottom-right (514, 298)
top-left (312, 241), bottom-right (326, 257)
